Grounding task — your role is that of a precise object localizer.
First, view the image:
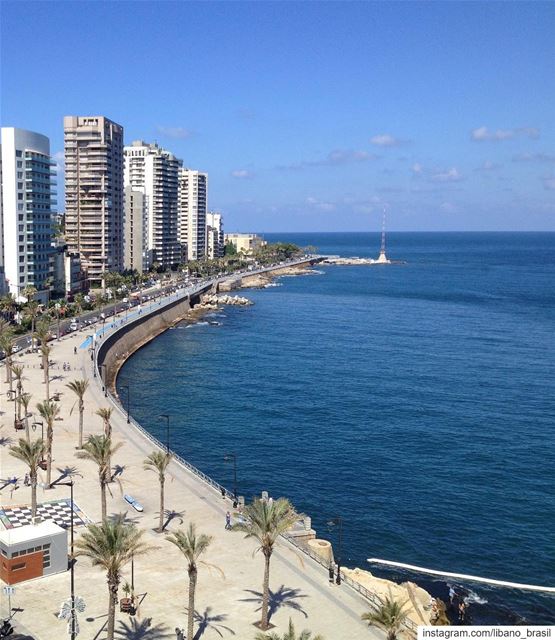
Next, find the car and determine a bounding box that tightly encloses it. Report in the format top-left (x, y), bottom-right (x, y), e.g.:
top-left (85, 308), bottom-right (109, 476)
top-left (12, 345), bottom-right (21, 353)
top-left (69, 323), bottom-right (78, 331)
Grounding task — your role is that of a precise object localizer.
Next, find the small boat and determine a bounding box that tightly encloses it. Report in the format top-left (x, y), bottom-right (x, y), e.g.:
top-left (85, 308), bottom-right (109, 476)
top-left (123, 494), bottom-right (144, 512)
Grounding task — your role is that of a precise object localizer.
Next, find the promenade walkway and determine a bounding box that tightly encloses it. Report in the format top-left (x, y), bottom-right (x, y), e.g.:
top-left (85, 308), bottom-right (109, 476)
top-left (0, 305), bottom-right (381, 640)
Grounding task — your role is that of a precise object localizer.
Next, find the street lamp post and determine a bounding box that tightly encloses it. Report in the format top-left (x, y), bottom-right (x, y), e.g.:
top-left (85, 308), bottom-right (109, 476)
top-left (327, 516), bottom-right (343, 585)
top-left (159, 414), bottom-right (170, 453)
top-left (223, 453), bottom-right (237, 500)
top-left (56, 480), bottom-right (76, 640)
top-left (121, 384), bottom-right (130, 423)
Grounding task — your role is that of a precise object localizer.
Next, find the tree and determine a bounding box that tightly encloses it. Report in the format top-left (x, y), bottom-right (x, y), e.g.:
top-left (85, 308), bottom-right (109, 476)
top-left (232, 498), bottom-right (298, 630)
top-left (77, 434), bottom-right (122, 520)
top-left (9, 438), bottom-right (45, 520)
top-left (96, 407), bottom-right (113, 471)
top-left (166, 523), bottom-right (217, 640)
top-left (35, 319), bottom-right (52, 398)
top-left (255, 618), bottom-right (324, 640)
top-left (0, 332), bottom-right (15, 392)
top-left (25, 300), bottom-right (41, 342)
top-left (361, 596), bottom-right (409, 640)
top-left (67, 379), bottom-right (89, 448)
top-left (75, 515), bottom-right (150, 640)
top-left (11, 364), bottom-right (25, 422)
top-left (143, 451), bottom-right (171, 533)
top-left (36, 399), bottom-right (60, 486)
top-left (18, 392), bottom-right (32, 442)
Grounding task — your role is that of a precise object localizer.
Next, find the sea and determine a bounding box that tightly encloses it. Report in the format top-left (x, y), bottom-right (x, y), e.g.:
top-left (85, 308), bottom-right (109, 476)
top-left (117, 232), bottom-right (555, 624)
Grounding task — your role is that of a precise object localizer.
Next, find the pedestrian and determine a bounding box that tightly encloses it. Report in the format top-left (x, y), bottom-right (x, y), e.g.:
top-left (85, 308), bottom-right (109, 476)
top-left (74, 346), bottom-right (77, 355)
top-left (225, 511), bottom-right (231, 530)
top-left (328, 563), bottom-right (335, 584)
top-left (24, 473), bottom-right (30, 486)
top-left (449, 586), bottom-right (456, 603)
top-left (458, 601), bottom-right (467, 623)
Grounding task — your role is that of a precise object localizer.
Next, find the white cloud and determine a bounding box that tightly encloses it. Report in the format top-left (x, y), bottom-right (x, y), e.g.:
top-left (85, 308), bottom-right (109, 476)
top-left (370, 134), bottom-right (404, 147)
top-left (53, 150), bottom-right (64, 173)
top-left (306, 196), bottom-right (336, 212)
top-left (278, 149), bottom-right (378, 170)
top-left (430, 167), bottom-right (463, 183)
top-left (440, 201), bottom-right (457, 213)
top-left (513, 152), bottom-right (555, 163)
top-left (412, 162), bottom-right (423, 175)
top-left (155, 125), bottom-right (192, 139)
top-left (230, 169), bottom-right (254, 179)
top-left (471, 126), bottom-right (540, 141)
top-left (475, 160), bottom-right (500, 172)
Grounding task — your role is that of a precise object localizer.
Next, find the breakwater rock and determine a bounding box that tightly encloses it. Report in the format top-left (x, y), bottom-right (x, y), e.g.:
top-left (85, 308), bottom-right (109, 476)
top-left (199, 293), bottom-right (253, 308)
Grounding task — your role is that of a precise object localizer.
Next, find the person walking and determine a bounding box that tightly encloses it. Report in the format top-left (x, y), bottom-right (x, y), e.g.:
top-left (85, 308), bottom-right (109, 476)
top-left (225, 511), bottom-right (231, 530)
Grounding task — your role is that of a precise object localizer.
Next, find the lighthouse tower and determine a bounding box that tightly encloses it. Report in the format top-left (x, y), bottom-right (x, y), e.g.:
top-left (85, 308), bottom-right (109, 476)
top-left (375, 210), bottom-right (391, 264)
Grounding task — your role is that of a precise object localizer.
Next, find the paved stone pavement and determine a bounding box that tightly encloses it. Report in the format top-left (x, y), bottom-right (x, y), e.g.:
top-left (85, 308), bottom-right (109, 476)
top-left (0, 317), bottom-right (383, 640)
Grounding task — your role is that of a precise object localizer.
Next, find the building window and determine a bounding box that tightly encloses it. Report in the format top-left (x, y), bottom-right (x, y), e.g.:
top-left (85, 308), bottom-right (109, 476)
top-left (16, 150), bottom-right (22, 157)
top-left (12, 562), bottom-right (26, 571)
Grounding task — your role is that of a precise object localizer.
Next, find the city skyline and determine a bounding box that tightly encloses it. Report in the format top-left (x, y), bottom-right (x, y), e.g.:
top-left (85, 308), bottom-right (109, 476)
top-left (2, 1), bottom-right (554, 232)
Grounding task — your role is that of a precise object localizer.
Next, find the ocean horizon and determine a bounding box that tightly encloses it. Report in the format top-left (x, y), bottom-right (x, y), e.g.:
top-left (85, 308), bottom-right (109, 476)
top-left (118, 231), bottom-right (555, 624)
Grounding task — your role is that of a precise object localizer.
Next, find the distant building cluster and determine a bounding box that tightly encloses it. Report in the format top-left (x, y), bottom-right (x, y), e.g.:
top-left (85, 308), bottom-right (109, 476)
top-left (0, 116), bottom-right (226, 296)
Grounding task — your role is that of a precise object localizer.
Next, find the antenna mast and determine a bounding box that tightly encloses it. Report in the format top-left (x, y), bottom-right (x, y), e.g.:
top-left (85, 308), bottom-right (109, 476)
top-left (380, 208), bottom-right (386, 254)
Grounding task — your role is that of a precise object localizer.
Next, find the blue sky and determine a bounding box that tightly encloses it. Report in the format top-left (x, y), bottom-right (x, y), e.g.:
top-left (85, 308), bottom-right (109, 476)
top-left (2, 1), bottom-right (554, 231)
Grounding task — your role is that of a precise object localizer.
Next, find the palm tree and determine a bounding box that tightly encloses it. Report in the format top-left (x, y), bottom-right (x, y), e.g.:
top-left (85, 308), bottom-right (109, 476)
top-left (67, 379), bottom-right (89, 448)
top-left (25, 299), bottom-right (41, 343)
top-left (11, 364), bottom-right (25, 421)
top-left (18, 392), bottom-right (32, 441)
top-left (9, 438), bottom-right (45, 520)
top-left (232, 498), bottom-right (298, 630)
top-left (40, 343), bottom-right (52, 400)
top-left (77, 434), bottom-right (122, 520)
top-left (75, 515), bottom-right (150, 640)
top-left (361, 596), bottom-right (409, 640)
top-left (166, 523), bottom-right (216, 640)
top-left (143, 450), bottom-right (171, 533)
top-left (0, 333), bottom-right (15, 391)
top-left (36, 399), bottom-right (60, 486)
top-left (255, 618), bottom-right (324, 640)
top-left (96, 407), bottom-right (113, 472)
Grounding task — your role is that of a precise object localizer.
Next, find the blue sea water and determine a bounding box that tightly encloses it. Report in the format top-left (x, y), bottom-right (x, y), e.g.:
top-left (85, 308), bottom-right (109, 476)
top-left (117, 233), bottom-right (555, 624)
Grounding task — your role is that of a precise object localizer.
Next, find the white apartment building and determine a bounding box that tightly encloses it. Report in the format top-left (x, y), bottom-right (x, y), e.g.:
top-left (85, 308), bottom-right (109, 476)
top-left (64, 116), bottom-right (124, 289)
top-left (124, 141), bottom-right (182, 271)
top-left (0, 127), bottom-right (55, 301)
top-left (206, 211), bottom-right (224, 259)
top-left (178, 169), bottom-right (207, 261)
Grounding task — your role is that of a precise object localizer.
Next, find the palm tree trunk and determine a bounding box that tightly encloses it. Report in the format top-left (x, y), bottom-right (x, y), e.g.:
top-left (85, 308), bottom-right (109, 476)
top-left (187, 568), bottom-right (197, 640)
top-left (7, 359), bottom-right (13, 391)
top-left (78, 403), bottom-right (84, 448)
top-left (45, 364), bottom-right (50, 400)
top-left (25, 414), bottom-right (30, 442)
top-left (101, 476), bottom-right (107, 521)
top-left (106, 577), bottom-right (118, 640)
top-left (158, 477), bottom-right (164, 532)
top-left (31, 472), bottom-right (37, 520)
top-left (261, 551), bottom-right (271, 630)
top-left (46, 426), bottom-right (53, 486)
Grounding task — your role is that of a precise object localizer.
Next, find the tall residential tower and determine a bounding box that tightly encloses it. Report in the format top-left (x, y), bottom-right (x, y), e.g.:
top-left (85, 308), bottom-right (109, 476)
top-left (0, 127), bottom-right (56, 301)
top-left (178, 168), bottom-right (207, 261)
top-left (124, 141), bottom-right (182, 271)
top-left (64, 116), bottom-right (124, 288)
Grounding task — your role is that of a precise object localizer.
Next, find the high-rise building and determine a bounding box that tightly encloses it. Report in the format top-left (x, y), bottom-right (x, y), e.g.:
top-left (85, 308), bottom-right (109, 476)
top-left (178, 168), bottom-right (207, 261)
top-left (124, 141), bottom-right (182, 271)
top-left (64, 116), bottom-right (124, 288)
top-left (206, 211), bottom-right (224, 259)
top-left (0, 127), bottom-right (56, 301)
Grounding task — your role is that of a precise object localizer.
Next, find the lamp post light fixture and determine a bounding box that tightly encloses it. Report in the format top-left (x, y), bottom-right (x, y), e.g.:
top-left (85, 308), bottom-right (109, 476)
top-left (223, 453), bottom-right (237, 500)
top-left (159, 414), bottom-right (170, 453)
top-left (121, 384), bottom-right (130, 424)
top-left (32, 420), bottom-right (44, 442)
top-left (327, 516), bottom-right (343, 585)
top-left (56, 480), bottom-right (77, 640)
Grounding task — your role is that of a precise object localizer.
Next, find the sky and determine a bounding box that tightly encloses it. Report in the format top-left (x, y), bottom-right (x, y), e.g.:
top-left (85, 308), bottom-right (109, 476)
top-left (2, 1), bottom-right (555, 232)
